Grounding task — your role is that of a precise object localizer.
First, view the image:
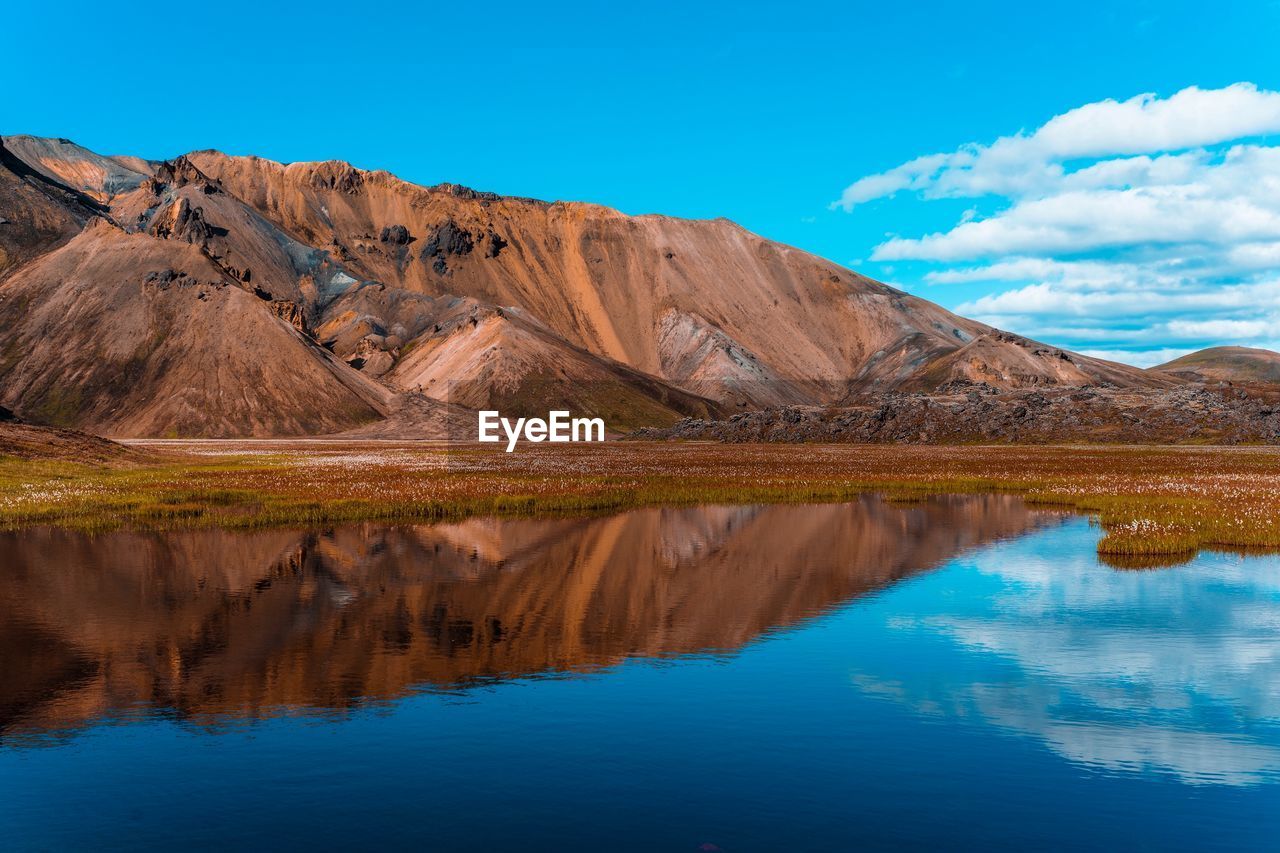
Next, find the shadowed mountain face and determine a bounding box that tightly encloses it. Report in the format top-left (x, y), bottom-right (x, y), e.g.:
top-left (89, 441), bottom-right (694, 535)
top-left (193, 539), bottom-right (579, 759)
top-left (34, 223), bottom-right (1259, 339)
top-left (0, 495), bottom-right (1052, 739)
top-left (0, 138), bottom-right (102, 279)
top-left (0, 135), bottom-right (1173, 437)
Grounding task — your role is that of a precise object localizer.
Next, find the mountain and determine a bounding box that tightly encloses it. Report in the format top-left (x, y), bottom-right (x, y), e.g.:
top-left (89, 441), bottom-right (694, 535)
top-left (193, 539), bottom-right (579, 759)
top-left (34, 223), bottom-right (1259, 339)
top-left (183, 150), bottom-right (1166, 399)
top-left (1152, 346), bottom-right (1280, 385)
top-left (0, 135), bottom-right (1177, 438)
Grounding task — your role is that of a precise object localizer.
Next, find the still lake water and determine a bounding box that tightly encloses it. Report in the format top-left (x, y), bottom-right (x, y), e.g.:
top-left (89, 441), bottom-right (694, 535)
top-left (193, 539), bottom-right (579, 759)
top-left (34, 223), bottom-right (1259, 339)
top-left (2, 495), bottom-right (1280, 850)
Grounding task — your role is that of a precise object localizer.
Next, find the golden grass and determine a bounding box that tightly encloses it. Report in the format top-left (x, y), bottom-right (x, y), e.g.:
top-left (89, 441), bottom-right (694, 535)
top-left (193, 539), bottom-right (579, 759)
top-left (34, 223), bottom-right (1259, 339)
top-left (4, 441), bottom-right (1280, 563)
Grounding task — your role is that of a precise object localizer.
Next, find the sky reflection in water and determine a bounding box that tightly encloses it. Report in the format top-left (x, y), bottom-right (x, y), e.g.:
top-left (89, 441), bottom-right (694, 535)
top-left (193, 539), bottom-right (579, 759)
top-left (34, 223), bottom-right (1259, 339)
top-left (851, 526), bottom-right (1280, 787)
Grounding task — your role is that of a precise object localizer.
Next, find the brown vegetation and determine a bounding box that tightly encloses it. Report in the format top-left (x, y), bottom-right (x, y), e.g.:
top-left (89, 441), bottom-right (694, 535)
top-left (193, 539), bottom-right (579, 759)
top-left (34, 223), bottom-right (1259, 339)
top-left (2, 442), bottom-right (1279, 564)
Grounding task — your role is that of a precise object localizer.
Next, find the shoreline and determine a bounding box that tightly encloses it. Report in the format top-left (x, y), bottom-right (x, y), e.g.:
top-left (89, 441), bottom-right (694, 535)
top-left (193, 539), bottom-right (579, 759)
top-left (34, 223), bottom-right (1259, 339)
top-left (4, 441), bottom-right (1280, 564)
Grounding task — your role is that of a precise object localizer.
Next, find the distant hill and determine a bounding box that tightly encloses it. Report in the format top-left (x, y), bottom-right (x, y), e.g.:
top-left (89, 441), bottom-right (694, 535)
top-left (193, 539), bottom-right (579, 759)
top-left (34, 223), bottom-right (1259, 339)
top-left (1152, 346), bottom-right (1280, 384)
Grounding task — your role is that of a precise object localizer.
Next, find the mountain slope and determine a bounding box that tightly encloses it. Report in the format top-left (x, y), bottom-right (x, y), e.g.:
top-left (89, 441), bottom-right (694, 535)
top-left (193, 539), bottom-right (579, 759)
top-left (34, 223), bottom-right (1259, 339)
top-left (0, 137), bottom-right (104, 280)
top-left (2, 136), bottom-right (152, 203)
top-left (0, 420), bottom-right (143, 462)
top-left (186, 150), bottom-right (1167, 400)
top-left (0, 221), bottom-right (389, 436)
top-left (384, 302), bottom-right (721, 428)
top-left (1153, 346), bottom-right (1280, 384)
top-left (893, 331), bottom-right (1180, 393)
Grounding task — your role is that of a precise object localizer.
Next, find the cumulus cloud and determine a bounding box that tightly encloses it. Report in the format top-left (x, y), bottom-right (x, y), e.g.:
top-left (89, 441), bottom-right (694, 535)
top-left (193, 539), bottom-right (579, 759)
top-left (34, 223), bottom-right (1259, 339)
top-left (835, 83), bottom-right (1280, 211)
top-left (835, 84), bottom-right (1280, 362)
top-left (873, 146), bottom-right (1280, 261)
top-left (954, 274), bottom-right (1280, 361)
top-left (956, 278), bottom-right (1280, 319)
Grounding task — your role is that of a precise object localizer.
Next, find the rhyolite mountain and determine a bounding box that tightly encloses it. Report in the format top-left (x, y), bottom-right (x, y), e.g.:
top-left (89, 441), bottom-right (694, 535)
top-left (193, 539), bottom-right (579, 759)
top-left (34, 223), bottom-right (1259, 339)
top-left (0, 134), bottom-right (1187, 438)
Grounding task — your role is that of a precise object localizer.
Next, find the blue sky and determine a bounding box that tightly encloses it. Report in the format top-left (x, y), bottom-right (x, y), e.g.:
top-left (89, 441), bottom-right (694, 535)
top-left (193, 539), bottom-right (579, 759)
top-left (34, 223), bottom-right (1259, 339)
top-left (5, 0), bottom-right (1279, 364)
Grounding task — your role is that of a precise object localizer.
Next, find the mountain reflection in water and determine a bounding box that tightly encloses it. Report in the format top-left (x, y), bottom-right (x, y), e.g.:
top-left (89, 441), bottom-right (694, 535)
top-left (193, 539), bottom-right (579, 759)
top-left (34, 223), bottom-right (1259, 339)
top-left (0, 495), bottom-right (1047, 739)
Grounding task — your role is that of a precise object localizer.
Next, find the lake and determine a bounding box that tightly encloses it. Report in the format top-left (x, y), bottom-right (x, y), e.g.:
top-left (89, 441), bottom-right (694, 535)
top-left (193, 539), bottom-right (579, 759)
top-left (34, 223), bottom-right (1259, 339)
top-left (2, 496), bottom-right (1279, 850)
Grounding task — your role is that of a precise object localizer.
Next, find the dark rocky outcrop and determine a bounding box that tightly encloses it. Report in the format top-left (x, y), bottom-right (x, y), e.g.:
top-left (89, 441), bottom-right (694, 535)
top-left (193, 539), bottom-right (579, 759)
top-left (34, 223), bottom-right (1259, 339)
top-left (151, 156), bottom-right (220, 192)
top-left (379, 224), bottom-right (413, 245)
top-left (419, 219), bottom-right (477, 275)
top-left (634, 382), bottom-right (1280, 445)
top-left (433, 183), bottom-right (502, 202)
top-left (269, 300), bottom-right (312, 337)
top-left (150, 198), bottom-right (226, 246)
top-left (421, 219), bottom-right (474, 259)
top-left (485, 230), bottom-right (508, 258)
top-left (144, 268), bottom-right (193, 288)
top-left (309, 162), bottom-right (364, 194)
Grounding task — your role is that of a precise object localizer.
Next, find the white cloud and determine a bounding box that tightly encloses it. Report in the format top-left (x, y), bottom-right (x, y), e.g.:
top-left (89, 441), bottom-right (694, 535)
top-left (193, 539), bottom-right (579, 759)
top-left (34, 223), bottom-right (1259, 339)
top-left (927, 257), bottom-right (1182, 290)
top-left (835, 83), bottom-right (1280, 211)
top-left (957, 278), bottom-right (1280, 319)
top-left (1031, 83), bottom-right (1280, 158)
top-left (835, 83), bottom-right (1280, 355)
top-left (955, 278), bottom-right (1280, 363)
top-left (1165, 317), bottom-right (1280, 339)
top-left (1227, 242), bottom-right (1280, 269)
top-left (875, 161), bottom-right (1280, 261)
top-left (835, 152), bottom-right (956, 208)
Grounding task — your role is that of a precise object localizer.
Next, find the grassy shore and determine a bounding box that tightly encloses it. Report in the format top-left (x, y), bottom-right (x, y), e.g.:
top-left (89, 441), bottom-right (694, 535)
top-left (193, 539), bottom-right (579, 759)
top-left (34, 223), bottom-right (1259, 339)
top-left (3, 441), bottom-right (1280, 563)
